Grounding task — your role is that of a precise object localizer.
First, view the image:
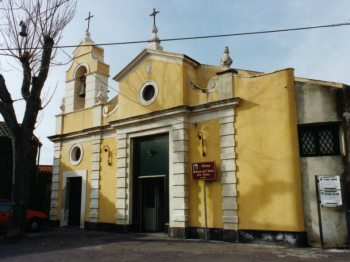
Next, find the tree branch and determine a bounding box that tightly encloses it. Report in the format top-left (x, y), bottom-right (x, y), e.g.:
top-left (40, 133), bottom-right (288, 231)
top-left (22, 35), bottom-right (54, 132)
top-left (0, 74), bottom-right (19, 132)
top-left (20, 51), bottom-right (31, 99)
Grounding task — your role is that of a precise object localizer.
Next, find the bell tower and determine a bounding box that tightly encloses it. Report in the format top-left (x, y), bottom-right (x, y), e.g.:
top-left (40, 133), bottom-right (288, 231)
top-left (63, 31), bottom-right (110, 113)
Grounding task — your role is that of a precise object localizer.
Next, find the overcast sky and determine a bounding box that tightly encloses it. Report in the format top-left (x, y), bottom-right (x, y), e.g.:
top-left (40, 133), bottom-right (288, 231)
top-left (1, 0), bottom-right (350, 164)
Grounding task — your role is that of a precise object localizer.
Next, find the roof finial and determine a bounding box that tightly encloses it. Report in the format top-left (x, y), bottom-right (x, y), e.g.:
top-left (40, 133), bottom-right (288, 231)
top-left (220, 46), bottom-right (233, 69)
top-left (85, 11), bottom-right (94, 33)
top-left (82, 11), bottom-right (94, 43)
top-left (148, 8), bottom-right (163, 51)
top-left (150, 8), bottom-right (159, 27)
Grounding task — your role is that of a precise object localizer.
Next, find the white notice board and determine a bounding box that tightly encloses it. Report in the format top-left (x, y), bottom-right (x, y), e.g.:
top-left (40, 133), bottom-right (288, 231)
top-left (318, 176), bottom-right (341, 190)
top-left (317, 175), bottom-right (343, 207)
top-left (319, 190), bottom-right (343, 207)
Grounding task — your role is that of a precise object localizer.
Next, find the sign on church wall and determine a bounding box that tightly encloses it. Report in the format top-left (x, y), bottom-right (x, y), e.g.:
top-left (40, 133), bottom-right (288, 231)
top-left (192, 162), bottom-right (216, 180)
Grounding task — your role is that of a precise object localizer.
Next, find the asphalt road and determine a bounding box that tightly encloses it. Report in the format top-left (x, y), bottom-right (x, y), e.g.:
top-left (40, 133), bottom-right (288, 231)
top-left (0, 228), bottom-right (349, 262)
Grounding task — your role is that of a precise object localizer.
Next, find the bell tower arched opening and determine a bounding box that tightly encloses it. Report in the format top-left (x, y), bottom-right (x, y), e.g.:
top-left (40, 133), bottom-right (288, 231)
top-left (74, 66), bottom-right (87, 110)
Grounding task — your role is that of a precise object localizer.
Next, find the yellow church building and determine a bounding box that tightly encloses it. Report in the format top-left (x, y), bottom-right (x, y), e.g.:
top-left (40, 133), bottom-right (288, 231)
top-left (49, 23), bottom-right (349, 247)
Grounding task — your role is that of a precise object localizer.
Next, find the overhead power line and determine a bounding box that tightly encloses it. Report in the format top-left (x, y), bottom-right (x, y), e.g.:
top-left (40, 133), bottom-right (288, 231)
top-left (0, 21), bottom-right (350, 51)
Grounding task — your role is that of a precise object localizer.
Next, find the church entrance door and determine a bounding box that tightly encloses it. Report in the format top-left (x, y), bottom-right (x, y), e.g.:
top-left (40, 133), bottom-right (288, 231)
top-left (139, 176), bottom-right (165, 232)
top-left (67, 176), bottom-right (82, 227)
top-left (133, 134), bottom-right (169, 233)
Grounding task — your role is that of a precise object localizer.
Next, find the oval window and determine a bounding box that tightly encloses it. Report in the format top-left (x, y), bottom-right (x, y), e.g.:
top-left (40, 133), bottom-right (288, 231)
top-left (142, 85), bottom-right (155, 101)
top-left (69, 144), bottom-right (83, 165)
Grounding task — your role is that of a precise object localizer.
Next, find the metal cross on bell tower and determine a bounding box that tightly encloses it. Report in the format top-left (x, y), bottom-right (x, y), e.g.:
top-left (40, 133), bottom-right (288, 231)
top-left (85, 11), bottom-right (94, 32)
top-left (149, 8), bottom-right (159, 27)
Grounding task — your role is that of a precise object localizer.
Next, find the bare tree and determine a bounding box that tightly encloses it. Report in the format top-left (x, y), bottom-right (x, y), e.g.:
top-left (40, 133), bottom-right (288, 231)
top-left (0, 0), bottom-right (76, 239)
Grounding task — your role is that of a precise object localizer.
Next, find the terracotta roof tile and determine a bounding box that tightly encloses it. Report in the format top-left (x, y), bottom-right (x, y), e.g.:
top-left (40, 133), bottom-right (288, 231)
top-left (38, 165), bottom-right (53, 174)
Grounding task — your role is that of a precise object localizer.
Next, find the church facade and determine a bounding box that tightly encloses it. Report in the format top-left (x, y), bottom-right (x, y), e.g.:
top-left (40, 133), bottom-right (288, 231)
top-left (49, 27), bottom-right (349, 247)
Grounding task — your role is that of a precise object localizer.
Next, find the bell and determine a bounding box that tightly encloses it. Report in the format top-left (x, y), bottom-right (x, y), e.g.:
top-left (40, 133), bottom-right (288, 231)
top-left (78, 86), bottom-right (85, 98)
top-left (19, 21), bottom-right (28, 37)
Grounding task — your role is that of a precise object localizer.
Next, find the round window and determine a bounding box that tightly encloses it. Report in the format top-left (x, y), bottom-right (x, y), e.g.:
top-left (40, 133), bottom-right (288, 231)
top-left (139, 81), bottom-right (159, 105)
top-left (142, 85), bottom-right (155, 101)
top-left (69, 144), bottom-right (83, 165)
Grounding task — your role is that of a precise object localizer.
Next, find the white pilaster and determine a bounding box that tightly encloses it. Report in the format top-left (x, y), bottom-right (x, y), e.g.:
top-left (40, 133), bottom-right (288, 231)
top-left (220, 108), bottom-right (239, 231)
top-left (170, 119), bottom-right (189, 228)
top-left (116, 132), bottom-right (128, 225)
top-left (50, 142), bottom-right (62, 220)
top-left (64, 81), bottom-right (75, 113)
top-left (89, 135), bottom-right (101, 222)
top-left (85, 73), bottom-right (109, 108)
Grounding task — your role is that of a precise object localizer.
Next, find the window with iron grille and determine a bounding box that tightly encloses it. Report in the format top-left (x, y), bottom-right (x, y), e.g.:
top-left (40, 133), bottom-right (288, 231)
top-left (298, 123), bottom-right (340, 157)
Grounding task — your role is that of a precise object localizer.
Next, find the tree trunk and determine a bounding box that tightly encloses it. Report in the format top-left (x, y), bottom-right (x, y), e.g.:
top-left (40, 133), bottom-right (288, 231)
top-left (6, 130), bottom-right (36, 239)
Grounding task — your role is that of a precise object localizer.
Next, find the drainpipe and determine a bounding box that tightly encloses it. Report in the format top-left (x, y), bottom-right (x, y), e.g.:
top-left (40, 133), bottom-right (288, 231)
top-left (341, 85), bottom-right (350, 248)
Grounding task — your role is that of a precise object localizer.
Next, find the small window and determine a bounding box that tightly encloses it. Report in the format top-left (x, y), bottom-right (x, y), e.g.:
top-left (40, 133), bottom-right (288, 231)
top-left (142, 85), bottom-right (155, 101)
top-left (139, 81), bottom-right (159, 105)
top-left (69, 144), bottom-right (83, 165)
top-left (298, 123), bottom-right (340, 157)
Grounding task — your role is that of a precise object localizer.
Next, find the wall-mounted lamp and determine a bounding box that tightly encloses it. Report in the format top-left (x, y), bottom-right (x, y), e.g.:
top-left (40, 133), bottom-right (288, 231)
top-left (103, 145), bottom-right (112, 166)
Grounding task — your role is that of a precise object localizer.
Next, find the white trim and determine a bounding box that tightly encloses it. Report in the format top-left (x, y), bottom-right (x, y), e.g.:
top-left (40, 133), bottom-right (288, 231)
top-left (89, 135), bottom-right (101, 222)
top-left (115, 116), bottom-right (189, 229)
top-left (50, 142), bottom-right (62, 220)
top-left (103, 104), bottom-right (119, 117)
top-left (58, 131), bottom-right (116, 145)
top-left (219, 108), bottom-right (239, 231)
top-left (61, 170), bottom-right (87, 229)
top-left (116, 126), bottom-right (172, 225)
top-left (69, 144), bottom-right (84, 165)
top-left (139, 80), bottom-right (159, 106)
top-left (92, 105), bottom-right (103, 127)
top-left (73, 63), bottom-right (90, 77)
top-left (113, 49), bottom-right (199, 81)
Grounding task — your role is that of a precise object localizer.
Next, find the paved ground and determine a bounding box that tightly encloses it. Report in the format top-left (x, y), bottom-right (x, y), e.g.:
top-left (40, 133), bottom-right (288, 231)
top-left (0, 227), bottom-right (349, 262)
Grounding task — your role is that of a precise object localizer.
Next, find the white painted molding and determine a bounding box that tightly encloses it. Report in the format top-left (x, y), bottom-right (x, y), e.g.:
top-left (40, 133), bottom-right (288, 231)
top-left (69, 144), bottom-right (84, 165)
top-left (60, 170), bottom-right (87, 229)
top-left (139, 80), bottom-right (159, 106)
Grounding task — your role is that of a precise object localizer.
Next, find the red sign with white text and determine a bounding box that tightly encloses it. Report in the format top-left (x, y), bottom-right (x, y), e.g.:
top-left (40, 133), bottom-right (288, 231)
top-left (192, 162), bottom-right (216, 180)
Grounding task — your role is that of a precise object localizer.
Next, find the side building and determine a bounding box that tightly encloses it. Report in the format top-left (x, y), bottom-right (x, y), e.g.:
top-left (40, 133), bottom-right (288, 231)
top-left (48, 30), bottom-right (349, 247)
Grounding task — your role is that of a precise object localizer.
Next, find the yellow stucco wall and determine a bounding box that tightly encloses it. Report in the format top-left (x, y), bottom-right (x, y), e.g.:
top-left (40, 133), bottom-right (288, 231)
top-left (66, 45), bottom-right (109, 80)
top-left (62, 109), bottom-right (93, 134)
top-left (112, 58), bottom-right (184, 121)
top-left (184, 64), bottom-right (221, 106)
top-left (59, 141), bottom-right (92, 221)
top-left (234, 69), bottom-right (305, 232)
top-left (98, 138), bottom-right (117, 223)
top-left (188, 120), bottom-right (223, 229)
top-left (56, 44), bottom-right (306, 234)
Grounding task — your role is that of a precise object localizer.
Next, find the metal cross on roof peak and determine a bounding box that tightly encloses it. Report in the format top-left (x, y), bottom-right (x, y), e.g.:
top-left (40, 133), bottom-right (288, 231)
top-left (85, 11), bottom-right (94, 32)
top-left (149, 8), bottom-right (159, 27)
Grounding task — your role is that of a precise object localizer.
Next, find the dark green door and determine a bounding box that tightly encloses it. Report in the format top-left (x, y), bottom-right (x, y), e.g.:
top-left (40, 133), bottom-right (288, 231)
top-left (133, 134), bottom-right (169, 232)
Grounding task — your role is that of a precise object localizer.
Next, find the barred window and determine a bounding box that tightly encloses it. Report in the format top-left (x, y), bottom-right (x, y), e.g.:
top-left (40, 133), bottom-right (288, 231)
top-left (298, 124), bottom-right (340, 157)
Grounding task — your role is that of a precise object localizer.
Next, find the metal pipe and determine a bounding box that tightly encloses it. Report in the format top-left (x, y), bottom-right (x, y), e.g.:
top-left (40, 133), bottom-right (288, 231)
top-left (315, 176), bottom-right (325, 249)
top-left (204, 179), bottom-right (208, 241)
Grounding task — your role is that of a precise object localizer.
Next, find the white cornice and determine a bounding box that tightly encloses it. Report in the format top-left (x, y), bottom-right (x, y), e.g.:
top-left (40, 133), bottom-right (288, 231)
top-left (113, 49), bottom-right (200, 82)
top-left (49, 97), bottom-right (240, 142)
